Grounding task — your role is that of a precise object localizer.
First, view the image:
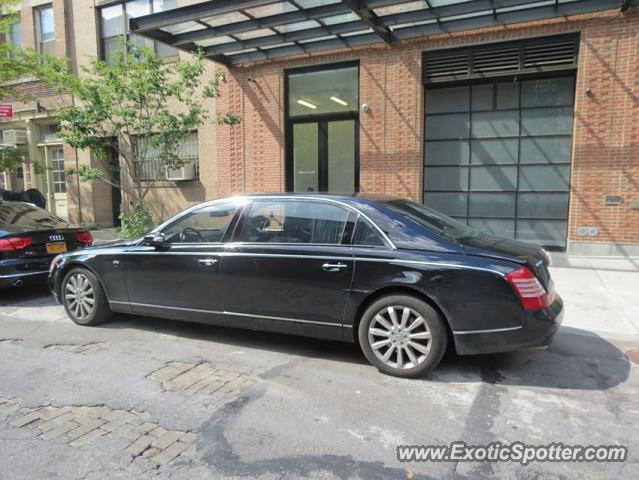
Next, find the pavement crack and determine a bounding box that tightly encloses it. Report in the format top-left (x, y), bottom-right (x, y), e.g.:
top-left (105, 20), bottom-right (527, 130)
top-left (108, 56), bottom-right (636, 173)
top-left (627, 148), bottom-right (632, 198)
top-left (200, 387), bottom-right (433, 479)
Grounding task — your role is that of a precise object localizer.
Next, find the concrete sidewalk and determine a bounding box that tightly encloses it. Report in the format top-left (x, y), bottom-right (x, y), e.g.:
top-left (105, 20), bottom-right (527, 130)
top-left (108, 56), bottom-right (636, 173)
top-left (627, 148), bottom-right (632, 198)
top-left (549, 253), bottom-right (639, 341)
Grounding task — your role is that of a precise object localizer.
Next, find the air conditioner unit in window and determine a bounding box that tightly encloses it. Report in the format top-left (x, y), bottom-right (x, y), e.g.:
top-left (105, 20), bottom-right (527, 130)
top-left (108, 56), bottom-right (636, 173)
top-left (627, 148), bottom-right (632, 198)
top-left (2, 129), bottom-right (28, 145)
top-left (165, 163), bottom-right (198, 181)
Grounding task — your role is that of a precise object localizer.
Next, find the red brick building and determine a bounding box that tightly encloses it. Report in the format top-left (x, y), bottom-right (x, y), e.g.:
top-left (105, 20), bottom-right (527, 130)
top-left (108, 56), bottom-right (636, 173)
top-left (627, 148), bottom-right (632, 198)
top-left (130, 0), bottom-right (639, 255)
top-left (4, 1), bottom-right (637, 255)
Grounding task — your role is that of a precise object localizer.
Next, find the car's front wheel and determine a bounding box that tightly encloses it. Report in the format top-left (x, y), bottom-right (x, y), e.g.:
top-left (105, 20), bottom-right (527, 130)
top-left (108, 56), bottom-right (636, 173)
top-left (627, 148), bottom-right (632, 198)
top-left (358, 294), bottom-right (447, 378)
top-left (61, 267), bottom-right (113, 326)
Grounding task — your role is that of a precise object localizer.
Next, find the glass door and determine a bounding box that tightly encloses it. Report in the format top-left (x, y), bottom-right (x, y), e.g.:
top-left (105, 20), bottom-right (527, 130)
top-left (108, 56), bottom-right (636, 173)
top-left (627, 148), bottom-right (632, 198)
top-left (287, 62), bottom-right (359, 193)
top-left (41, 145), bottom-right (69, 220)
top-left (292, 118), bottom-right (356, 193)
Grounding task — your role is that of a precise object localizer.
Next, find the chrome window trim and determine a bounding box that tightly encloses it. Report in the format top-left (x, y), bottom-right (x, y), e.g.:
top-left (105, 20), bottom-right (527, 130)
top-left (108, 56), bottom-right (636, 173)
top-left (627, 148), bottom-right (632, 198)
top-left (109, 300), bottom-right (345, 327)
top-left (0, 270), bottom-right (49, 279)
top-left (453, 326), bottom-right (523, 335)
top-left (225, 241), bottom-right (354, 249)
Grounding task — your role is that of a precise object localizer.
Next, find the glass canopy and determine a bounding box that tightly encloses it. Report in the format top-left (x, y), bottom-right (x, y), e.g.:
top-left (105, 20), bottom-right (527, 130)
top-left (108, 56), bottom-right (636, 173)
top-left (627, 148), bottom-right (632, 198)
top-left (129, 0), bottom-right (633, 66)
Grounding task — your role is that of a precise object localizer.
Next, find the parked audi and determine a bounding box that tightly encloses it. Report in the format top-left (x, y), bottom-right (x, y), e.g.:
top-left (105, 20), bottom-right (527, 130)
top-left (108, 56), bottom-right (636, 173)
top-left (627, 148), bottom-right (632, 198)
top-left (1, 200), bottom-right (93, 288)
top-left (49, 194), bottom-right (562, 378)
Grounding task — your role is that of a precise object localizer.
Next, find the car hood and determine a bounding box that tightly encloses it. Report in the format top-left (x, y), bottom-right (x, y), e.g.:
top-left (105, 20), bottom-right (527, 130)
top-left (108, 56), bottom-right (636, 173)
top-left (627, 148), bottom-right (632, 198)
top-left (83, 239), bottom-right (137, 250)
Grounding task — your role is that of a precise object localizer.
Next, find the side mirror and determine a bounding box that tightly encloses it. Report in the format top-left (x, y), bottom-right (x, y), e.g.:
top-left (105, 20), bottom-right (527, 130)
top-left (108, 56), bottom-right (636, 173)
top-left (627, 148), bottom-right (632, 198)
top-left (142, 231), bottom-right (166, 248)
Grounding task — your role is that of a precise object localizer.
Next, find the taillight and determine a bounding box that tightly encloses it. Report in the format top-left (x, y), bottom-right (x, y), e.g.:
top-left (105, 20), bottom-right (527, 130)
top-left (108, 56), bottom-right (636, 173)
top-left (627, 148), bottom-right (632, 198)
top-left (506, 266), bottom-right (554, 310)
top-left (0, 236), bottom-right (33, 252)
top-left (75, 231), bottom-right (93, 245)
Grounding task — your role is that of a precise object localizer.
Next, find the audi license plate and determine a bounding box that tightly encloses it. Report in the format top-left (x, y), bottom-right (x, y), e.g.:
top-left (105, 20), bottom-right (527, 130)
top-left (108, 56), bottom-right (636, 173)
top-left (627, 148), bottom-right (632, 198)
top-left (46, 242), bottom-right (67, 254)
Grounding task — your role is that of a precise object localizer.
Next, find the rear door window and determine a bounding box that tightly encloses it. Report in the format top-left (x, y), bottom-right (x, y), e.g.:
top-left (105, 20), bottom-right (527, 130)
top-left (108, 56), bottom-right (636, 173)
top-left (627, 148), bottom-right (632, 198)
top-left (352, 216), bottom-right (385, 247)
top-left (237, 200), bottom-right (349, 245)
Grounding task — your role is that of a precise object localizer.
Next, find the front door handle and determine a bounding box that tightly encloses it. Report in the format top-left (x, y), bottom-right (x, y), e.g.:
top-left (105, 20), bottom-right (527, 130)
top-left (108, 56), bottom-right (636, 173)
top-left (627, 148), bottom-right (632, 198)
top-left (197, 258), bottom-right (218, 267)
top-left (322, 262), bottom-right (348, 272)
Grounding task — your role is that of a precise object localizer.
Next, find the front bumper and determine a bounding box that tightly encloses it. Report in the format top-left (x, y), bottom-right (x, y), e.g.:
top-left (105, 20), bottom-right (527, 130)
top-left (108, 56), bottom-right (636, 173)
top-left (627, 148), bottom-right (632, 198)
top-left (454, 294), bottom-right (564, 355)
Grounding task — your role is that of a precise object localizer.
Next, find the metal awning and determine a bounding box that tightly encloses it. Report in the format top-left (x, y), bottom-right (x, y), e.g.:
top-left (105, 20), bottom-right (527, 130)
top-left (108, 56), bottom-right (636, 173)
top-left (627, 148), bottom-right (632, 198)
top-left (129, 0), bottom-right (637, 66)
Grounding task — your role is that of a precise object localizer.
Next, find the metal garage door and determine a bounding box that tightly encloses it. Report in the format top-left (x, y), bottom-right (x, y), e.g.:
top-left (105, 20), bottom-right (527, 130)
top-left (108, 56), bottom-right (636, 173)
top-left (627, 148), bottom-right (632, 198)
top-left (422, 36), bottom-right (577, 249)
top-left (423, 77), bottom-right (574, 248)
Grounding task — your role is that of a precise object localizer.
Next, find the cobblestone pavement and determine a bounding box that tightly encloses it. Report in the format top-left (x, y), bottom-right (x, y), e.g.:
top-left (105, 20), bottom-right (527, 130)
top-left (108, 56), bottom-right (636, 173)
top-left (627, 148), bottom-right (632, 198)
top-left (1, 394), bottom-right (197, 465)
top-left (148, 361), bottom-right (256, 395)
top-left (1, 285), bottom-right (638, 480)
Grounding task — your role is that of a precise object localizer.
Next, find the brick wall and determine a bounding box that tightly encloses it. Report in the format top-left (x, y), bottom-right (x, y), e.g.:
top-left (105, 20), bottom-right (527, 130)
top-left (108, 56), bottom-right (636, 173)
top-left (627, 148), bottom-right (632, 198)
top-left (216, 8), bottom-right (639, 246)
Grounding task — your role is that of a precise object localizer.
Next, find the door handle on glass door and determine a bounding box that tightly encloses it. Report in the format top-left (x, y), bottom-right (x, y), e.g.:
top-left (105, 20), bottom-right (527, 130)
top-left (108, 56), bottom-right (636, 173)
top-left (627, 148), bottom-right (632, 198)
top-left (197, 258), bottom-right (218, 267)
top-left (322, 262), bottom-right (347, 272)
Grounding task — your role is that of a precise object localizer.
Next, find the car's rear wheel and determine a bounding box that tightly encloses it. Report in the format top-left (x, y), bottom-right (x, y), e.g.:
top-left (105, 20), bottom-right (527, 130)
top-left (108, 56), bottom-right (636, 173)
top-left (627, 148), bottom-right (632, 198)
top-left (61, 267), bottom-right (112, 326)
top-left (358, 294), bottom-right (447, 378)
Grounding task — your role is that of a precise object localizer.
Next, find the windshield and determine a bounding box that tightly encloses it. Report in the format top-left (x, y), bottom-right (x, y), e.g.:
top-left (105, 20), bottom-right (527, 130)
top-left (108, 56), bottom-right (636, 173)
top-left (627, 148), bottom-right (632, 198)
top-left (0, 202), bottom-right (66, 228)
top-left (383, 199), bottom-right (479, 240)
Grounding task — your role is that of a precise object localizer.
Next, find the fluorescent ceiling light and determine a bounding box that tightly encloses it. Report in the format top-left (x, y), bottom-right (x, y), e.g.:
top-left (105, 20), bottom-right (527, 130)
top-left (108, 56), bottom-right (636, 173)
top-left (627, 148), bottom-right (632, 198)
top-left (329, 95), bottom-right (348, 106)
top-left (297, 99), bottom-right (317, 109)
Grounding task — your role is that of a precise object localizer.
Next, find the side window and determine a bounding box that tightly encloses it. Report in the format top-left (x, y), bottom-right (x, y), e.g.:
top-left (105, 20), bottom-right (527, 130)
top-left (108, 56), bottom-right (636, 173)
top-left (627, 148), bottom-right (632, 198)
top-left (352, 216), bottom-right (385, 247)
top-left (161, 204), bottom-right (237, 243)
top-left (238, 201), bottom-right (349, 245)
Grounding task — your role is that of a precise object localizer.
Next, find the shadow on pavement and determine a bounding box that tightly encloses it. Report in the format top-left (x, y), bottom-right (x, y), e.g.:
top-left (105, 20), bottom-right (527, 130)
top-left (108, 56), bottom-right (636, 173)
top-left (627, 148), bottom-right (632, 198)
top-left (1, 285), bottom-right (631, 391)
top-left (0, 284), bottom-right (53, 306)
top-left (104, 314), bottom-right (631, 392)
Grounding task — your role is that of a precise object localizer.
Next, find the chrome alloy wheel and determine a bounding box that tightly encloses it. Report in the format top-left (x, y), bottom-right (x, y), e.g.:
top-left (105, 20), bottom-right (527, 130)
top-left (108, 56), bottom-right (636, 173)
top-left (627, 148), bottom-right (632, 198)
top-left (65, 273), bottom-right (95, 320)
top-left (367, 305), bottom-right (432, 370)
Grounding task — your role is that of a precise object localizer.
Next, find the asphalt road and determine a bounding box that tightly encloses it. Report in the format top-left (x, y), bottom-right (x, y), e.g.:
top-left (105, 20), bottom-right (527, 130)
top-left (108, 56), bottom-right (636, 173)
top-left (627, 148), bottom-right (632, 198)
top-left (0, 285), bottom-right (637, 480)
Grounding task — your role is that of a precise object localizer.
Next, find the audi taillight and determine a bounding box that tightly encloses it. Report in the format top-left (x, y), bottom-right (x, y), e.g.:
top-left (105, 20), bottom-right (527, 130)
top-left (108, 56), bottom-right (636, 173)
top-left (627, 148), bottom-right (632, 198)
top-left (506, 266), bottom-right (554, 310)
top-left (75, 231), bottom-right (93, 245)
top-left (0, 236), bottom-right (33, 252)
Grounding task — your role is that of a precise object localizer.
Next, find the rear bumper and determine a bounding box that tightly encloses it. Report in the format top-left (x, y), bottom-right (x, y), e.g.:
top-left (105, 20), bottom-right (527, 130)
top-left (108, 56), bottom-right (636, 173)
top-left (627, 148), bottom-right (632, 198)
top-left (453, 294), bottom-right (564, 355)
top-left (0, 258), bottom-right (52, 288)
top-left (0, 269), bottom-right (49, 288)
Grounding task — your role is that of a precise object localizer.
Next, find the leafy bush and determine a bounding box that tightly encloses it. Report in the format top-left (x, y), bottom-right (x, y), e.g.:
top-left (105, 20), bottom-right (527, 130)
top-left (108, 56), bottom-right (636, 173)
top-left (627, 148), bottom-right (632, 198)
top-left (119, 203), bottom-right (154, 239)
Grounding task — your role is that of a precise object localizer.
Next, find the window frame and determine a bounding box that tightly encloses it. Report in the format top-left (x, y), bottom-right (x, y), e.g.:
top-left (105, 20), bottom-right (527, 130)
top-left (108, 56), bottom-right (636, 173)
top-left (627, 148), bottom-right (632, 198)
top-left (232, 198), bottom-right (357, 247)
top-left (158, 202), bottom-right (240, 245)
top-left (132, 131), bottom-right (199, 182)
top-left (284, 61), bottom-right (361, 193)
top-left (35, 4), bottom-right (55, 55)
top-left (351, 215), bottom-right (386, 248)
top-left (8, 19), bottom-right (22, 47)
top-left (98, 0), bottom-right (179, 64)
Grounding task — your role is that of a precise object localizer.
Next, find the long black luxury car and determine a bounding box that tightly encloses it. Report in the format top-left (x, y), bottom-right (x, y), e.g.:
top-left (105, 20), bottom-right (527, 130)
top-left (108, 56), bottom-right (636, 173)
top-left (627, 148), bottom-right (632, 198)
top-left (49, 194), bottom-right (563, 378)
top-left (1, 200), bottom-right (93, 288)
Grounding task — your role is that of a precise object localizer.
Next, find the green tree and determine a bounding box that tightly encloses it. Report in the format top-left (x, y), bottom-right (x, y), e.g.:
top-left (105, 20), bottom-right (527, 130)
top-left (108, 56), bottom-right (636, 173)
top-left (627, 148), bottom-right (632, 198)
top-left (1, 0), bottom-right (52, 177)
top-left (39, 42), bottom-right (240, 237)
top-left (0, 0), bottom-right (39, 99)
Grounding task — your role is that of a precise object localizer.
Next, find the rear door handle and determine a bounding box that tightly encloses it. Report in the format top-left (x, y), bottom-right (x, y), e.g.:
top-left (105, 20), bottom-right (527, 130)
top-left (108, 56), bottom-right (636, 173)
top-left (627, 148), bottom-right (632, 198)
top-left (322, 262), bottom-right (348, 272)
top-left (197, 258), bottom-right (218, 267)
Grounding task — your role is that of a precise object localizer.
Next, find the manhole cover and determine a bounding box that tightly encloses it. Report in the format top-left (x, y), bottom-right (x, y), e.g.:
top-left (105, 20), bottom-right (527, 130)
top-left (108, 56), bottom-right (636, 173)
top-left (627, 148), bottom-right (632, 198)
top-left (626, 349), bottom-right (639, 365)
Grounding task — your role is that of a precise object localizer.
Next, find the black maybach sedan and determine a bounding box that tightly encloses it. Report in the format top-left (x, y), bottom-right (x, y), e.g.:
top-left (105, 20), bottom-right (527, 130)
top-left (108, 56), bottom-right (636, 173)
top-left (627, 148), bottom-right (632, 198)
top-left (1, 200), bottom-right (93, 288)
top-left (49, 194), bottom-right (563, 378)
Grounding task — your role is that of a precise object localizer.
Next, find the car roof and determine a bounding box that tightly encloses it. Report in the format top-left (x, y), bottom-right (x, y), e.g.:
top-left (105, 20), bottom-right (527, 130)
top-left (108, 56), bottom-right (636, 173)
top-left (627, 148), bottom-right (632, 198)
top-left (210, 192), bottom-right (403, 208)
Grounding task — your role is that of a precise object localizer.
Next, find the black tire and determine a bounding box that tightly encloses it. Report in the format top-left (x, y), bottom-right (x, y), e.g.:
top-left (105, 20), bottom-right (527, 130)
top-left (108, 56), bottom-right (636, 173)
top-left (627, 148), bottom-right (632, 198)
top-left (358, 294), bottom-right (447, 378)
top-left (61, 267), bottom-right (113, 326)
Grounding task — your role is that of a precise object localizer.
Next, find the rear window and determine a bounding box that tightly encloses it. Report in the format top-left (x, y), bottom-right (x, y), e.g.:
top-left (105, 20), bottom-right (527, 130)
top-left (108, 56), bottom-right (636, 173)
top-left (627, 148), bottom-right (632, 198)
top-left (383, 199), bottom-right (479, 240)
top-left (0, 202), bottom-right (66, 228)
